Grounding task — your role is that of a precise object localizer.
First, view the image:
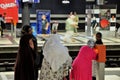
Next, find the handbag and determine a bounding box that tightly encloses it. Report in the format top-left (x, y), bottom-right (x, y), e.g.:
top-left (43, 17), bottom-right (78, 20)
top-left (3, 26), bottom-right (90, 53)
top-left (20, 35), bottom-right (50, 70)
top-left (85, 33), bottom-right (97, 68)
top-left (35, 49), bottom-right (44, 69)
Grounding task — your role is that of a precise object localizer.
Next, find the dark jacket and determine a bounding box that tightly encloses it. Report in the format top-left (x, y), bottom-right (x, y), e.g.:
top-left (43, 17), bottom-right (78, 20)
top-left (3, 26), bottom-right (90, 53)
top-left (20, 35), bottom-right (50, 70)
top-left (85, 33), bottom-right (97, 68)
top-left (0, 20), bottom-right (6, 29)
top-left (14, 34), bottom-right (35, 80)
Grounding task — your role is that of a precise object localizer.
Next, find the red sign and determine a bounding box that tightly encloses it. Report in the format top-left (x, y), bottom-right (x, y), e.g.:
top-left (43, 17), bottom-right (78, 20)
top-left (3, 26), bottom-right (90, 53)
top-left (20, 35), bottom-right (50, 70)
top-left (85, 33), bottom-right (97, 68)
top-left (100, 19), bottom-right (109, 28)
top-left (0, 0), bottom-right (18, 23)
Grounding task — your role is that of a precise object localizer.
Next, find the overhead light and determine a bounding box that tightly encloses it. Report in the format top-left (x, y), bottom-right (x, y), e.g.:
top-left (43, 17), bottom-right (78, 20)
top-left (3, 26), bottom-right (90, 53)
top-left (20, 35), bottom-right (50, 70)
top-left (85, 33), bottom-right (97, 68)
top-left (62, 0), bottom-right (70, 4)
top-left (97, 0), bottom-right (104, 5)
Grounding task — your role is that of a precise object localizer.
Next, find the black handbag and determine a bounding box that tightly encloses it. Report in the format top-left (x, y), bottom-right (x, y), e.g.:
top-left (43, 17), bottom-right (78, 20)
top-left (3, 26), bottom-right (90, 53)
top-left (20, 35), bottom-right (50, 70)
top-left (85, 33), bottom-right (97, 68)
top-left (35, 49), bottom-right (44, 69)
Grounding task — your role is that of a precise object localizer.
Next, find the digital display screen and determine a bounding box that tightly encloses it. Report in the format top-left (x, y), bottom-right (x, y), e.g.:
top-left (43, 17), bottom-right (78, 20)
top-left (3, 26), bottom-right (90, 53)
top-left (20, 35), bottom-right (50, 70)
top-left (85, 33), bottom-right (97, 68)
top-left (22, 0), bottom-right (40, 3)
top-left (86, 0), bottom-right (95, 2)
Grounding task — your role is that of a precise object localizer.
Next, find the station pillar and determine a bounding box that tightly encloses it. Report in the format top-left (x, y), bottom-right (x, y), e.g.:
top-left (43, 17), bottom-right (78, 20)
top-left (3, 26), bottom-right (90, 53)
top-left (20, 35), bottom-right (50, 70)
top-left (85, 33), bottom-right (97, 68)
top-left (22, 3), bottom-right (30, 26)
top-left (86, 8), bottom-right (92, 36)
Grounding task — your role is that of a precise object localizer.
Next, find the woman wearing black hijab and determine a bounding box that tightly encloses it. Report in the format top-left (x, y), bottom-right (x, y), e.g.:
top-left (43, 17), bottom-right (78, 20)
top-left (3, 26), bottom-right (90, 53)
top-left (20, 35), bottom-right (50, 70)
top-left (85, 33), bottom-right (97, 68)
top-left (21, 25), bottom-right (37, 61)
top-left (14, 34), bottom-right (35, 80)
top-left (21, 25), bottom-right (39, 80)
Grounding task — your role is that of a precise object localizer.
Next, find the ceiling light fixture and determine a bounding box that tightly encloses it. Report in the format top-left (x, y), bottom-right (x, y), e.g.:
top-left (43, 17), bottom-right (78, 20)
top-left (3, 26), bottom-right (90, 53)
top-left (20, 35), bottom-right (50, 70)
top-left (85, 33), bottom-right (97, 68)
top-left (62, 0), bottom-right (70, 4)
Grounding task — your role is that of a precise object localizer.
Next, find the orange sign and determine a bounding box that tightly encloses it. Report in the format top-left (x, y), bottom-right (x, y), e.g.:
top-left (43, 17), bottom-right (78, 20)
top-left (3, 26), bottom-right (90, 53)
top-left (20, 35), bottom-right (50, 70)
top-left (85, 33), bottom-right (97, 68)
top-left (100, 19), bottom-right (109, 28)
top-left (0, 0), bottom-right (18, 23)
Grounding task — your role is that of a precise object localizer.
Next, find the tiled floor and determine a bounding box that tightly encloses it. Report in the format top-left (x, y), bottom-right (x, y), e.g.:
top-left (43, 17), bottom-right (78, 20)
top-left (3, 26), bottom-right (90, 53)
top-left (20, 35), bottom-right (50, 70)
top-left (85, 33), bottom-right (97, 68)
top-left (105, 75), bottom-right (120, 80)
top-left (0, 31), bottom-right (120, 46)
top-left (0, 68), bottom-right (120, 80)
top-left (0, 38), bottom-right (12, 45)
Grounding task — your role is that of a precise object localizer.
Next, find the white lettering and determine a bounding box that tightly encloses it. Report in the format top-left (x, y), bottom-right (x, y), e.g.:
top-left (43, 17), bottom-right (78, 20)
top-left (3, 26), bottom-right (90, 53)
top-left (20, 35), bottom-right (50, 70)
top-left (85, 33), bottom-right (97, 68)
top-left (0, 3), bottom-right (16, 9)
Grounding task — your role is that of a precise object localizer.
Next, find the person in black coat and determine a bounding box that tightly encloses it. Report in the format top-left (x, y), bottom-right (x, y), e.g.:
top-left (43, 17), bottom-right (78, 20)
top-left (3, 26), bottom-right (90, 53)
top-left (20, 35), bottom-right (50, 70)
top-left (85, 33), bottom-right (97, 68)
top-left (0, 14), bottom-right (5, 37)
top-left (21, 25), bottom-right (39, 80)
top-left (14, 34), bottom-right (35, 80)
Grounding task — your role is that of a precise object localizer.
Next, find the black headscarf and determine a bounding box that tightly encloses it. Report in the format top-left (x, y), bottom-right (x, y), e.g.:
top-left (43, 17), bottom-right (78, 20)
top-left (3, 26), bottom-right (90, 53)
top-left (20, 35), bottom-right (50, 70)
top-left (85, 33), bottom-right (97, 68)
top-left (21, 25), bottom-right (37, 60)
top-left (19, 34), bottom-right (33, 53)
top-left (21, 25), bottom-right (31, 35)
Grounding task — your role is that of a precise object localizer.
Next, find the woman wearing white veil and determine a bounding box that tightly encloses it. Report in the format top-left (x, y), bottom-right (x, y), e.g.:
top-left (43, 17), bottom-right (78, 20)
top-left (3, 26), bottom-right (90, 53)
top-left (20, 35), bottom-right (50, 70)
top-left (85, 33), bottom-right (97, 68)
top-left (39, 34), bottom-right (72, 80)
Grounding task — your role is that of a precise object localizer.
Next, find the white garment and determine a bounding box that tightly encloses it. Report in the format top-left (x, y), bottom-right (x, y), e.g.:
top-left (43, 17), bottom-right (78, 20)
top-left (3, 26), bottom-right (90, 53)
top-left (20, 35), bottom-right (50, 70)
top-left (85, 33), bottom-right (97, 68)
top-left (92, 60), bottom-right (97, 77)
top-left (117, 27), bottom-right (120, 35)
top-left (43, 34), bottom-right (72, 72)
top-left (63, 31), bottom-right (74, 43)
top-left (52, 23), bottom-right (58, 31)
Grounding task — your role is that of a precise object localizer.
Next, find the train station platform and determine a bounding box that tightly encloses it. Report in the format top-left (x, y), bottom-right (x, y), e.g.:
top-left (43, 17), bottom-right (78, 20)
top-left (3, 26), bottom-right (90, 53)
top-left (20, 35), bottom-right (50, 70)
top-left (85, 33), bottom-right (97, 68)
top-left (0, 30), bottom-right (120, 53)
top-left (0, 30), bottom-right (120, 65)
top-left (0, 30), bottom-right (120, 80)
top-left (0, 30), bottom-right (120, 51)
top-left (0, 68), bottom-right (120, 80)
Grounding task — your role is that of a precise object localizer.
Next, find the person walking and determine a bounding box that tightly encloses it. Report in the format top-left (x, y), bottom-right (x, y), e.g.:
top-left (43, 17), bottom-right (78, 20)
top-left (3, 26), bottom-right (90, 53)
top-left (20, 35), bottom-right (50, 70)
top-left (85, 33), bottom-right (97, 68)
top-left (63, 15), bottom-right (78, 42)
top-left (0, 14), bottom-right (5, 37)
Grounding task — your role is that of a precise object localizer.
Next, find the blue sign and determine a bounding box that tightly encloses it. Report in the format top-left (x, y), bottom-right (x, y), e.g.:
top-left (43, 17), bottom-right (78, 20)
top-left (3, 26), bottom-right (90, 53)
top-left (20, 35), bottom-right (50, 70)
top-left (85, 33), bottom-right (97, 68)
top-left (31, 23), bottom-right (37, 37)
top-left (36, 10), bottom-right (51, 34)
top-left (34, 0), bottom-right (40, 3)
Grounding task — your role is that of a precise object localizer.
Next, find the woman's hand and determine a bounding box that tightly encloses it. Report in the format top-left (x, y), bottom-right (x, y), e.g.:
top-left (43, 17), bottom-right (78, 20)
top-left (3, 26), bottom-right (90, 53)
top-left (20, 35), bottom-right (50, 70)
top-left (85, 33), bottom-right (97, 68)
top-left (63, 77), bottom-right (67, 80)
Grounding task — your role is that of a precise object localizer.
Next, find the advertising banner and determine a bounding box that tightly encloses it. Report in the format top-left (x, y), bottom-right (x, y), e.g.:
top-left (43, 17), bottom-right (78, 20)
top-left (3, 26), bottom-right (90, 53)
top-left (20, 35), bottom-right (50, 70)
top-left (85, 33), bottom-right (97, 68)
top-left (34, 0), bottom-right (40, 3)
top-left (31, 23), bottom-right (37, 37)
top-left (0, 0), bottom-right (18, 23)
top-left (36, 10), bottom-right (51, 34)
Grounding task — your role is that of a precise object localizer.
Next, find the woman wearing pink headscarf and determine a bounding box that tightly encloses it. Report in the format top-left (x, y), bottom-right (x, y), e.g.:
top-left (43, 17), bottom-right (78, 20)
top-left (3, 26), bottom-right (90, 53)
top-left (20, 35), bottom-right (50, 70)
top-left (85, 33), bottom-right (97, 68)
top-left (70, 39), bottom-right (97, 80)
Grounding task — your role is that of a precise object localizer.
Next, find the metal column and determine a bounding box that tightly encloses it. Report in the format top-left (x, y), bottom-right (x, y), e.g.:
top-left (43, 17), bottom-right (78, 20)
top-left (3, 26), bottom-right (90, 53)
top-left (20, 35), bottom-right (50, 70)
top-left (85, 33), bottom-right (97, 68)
top-left (11, 22), bottom-right (14, 37)
top-left (86, 7), bottom-right (92, 36)
top-left (22, 3), bottom-right (30, 26)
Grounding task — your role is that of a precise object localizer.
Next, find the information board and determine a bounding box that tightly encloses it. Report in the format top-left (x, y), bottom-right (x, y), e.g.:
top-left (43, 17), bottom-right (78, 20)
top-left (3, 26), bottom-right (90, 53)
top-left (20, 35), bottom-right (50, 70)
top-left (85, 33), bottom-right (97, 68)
top-left (36, 10), bottom-right (51, 34)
